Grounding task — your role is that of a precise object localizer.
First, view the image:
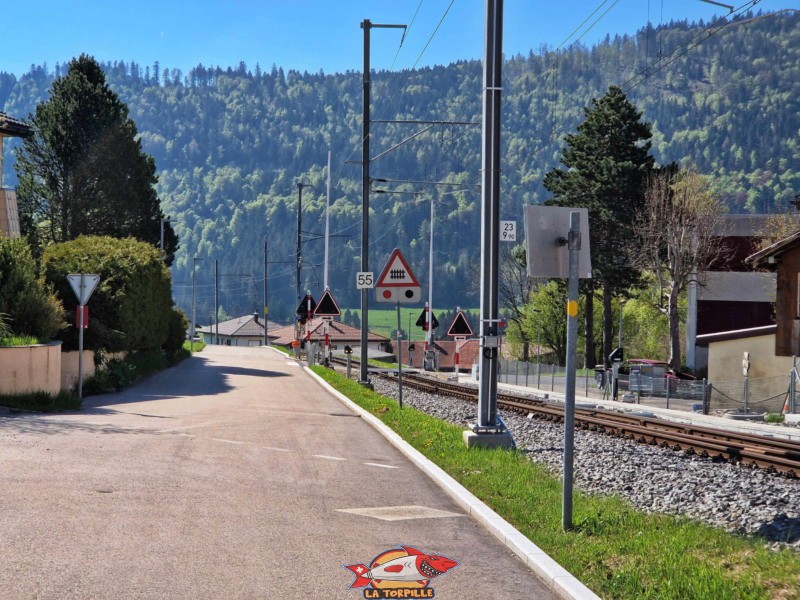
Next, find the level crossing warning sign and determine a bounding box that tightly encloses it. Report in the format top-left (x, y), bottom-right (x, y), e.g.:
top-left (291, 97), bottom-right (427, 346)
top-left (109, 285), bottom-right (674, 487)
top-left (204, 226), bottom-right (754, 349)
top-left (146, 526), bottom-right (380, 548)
top-left (375, 248), bottom-right (421, 304)
top-left (314, 288), bottom-right (341, 318)
top-left (446, 310), bottom-right (474, 337)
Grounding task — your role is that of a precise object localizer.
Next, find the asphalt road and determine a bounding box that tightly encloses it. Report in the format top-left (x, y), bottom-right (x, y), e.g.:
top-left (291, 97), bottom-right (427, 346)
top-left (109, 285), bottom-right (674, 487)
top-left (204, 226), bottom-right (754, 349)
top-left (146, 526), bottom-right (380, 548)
top-left (0, 345), bottom-right (557, 599)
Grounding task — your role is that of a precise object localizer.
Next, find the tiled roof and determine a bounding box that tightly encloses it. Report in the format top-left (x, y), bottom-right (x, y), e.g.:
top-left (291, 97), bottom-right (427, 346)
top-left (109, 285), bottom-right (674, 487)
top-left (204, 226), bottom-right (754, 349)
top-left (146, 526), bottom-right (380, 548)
top-left (269, 318), bottom-right (389, 346)
top-left (0, 112), bottom-right (33, 138)
top-left (197, 314), bottom-right (284, 338)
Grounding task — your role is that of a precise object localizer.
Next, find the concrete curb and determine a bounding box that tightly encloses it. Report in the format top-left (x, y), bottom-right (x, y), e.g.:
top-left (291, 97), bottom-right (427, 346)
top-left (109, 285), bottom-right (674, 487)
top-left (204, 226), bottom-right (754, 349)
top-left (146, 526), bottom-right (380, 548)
top-left (305, 366), bottom-right (600, 600)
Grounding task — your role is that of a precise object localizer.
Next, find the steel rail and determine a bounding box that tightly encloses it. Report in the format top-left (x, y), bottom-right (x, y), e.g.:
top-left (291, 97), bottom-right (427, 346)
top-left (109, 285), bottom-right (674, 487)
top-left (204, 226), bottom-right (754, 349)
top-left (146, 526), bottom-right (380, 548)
top-left (334, 363), bottom-right (800, 477)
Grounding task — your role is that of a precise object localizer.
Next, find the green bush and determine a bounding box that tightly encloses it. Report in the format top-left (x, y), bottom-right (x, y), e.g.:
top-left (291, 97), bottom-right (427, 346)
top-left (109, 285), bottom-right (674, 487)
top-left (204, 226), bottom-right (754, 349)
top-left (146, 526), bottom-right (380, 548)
top-left (43, 236), bottom-right (174, 352)
top-left (83, 350), bottom-right (168, 395)
top-left (163, 307), bottom-right (188, 358)
top-left (0, 237), bottom-right (65, 340)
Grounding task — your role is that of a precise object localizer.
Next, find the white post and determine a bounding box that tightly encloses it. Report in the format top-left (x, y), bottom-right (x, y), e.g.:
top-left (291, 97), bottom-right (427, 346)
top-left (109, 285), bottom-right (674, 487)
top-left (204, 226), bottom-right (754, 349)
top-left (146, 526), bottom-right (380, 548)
top-left (686, 270), bottom-right (698, 371)
top-left (428, 197), bottom-right (434, 350)
top-left (324, 150), bottom-right (331, 290)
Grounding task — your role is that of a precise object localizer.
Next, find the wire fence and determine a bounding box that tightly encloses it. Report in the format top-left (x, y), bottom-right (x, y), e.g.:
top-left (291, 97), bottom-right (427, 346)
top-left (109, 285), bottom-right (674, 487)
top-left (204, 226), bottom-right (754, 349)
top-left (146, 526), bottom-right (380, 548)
top-left (492, 358), bottom-right (796, 415)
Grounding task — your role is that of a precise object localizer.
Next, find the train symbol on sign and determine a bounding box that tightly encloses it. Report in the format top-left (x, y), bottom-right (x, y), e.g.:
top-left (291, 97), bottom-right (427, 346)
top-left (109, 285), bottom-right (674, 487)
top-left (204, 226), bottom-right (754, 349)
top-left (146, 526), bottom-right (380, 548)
top-left (375, 248), bottom-right (421, 304)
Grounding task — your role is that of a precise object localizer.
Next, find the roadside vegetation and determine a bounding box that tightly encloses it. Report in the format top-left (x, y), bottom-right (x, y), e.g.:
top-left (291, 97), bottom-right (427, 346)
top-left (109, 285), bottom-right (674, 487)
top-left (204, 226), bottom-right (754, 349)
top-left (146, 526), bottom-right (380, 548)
top-left (312, 366), bottom-right (800, 600)
top-left (0, 390), bottom-right (80, 412)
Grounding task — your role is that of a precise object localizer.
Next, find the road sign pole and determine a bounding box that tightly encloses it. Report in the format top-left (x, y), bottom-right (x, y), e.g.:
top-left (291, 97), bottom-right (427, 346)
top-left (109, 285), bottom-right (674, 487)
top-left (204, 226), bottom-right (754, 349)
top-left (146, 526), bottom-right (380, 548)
top-left (77, 274), bottom-right (85, 400)
top-left (563, 211), bottom-right (581, 531)
top-left (397, 300), bottom-right (403, 408)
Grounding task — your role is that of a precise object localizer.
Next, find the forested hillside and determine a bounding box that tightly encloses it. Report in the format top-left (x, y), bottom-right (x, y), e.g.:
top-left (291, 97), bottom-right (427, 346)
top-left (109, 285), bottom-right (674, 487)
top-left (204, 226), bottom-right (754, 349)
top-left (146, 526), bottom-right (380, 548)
top-left (2, 11), bottom-right (798, 324)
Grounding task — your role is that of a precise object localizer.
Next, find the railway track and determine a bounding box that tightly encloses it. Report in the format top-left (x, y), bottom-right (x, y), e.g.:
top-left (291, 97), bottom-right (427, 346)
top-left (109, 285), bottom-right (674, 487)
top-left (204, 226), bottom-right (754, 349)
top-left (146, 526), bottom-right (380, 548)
top-left (326, 358), bottom-right (800, 477)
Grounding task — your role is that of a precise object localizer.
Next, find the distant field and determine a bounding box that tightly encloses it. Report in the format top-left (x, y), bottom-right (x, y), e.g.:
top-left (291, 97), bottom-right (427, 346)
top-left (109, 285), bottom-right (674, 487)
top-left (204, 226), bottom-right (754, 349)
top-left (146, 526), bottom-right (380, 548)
top-left (351, 308), bottom-right (479, 341)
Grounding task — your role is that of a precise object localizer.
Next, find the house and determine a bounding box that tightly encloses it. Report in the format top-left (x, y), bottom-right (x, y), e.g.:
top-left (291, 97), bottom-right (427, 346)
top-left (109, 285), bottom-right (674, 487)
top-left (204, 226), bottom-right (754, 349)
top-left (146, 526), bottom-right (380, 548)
top-left (0, 111), bottom-right (33, 238)
top-left (695, 228), bottom-right (800, 382)
top-left (196, 313), bottom-right (284, 347)
top-left (746, 229), bottom-right (800, 357)
top-left (687, 215), bottom-right (800, 371)
top-left (268, 317), bottom-right (390, 356)
top-left (399, 339), bottom-right (480, 372)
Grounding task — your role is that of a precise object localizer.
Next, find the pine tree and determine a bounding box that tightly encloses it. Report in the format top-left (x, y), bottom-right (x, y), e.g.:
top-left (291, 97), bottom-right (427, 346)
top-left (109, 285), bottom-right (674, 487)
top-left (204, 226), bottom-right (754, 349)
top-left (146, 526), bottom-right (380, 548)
top-left (544, 85), bottom-right (654, 364)
top-left (14, 54), bottom-right (178, 265)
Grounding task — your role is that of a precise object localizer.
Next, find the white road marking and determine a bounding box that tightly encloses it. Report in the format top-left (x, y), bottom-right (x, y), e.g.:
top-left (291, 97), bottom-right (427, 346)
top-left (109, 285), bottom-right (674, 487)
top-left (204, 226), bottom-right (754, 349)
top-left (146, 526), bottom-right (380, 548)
top-left (336, 505), bottom-right (464, 521)
top-left (158, 421), bottom-right (218, 434)
top-left (363, 462), bottom-right (400, 469)
top-left (285, 362), bottom-right (300, 367)
top-left (262, 446), bottom-right (291, 452)
top-left (212, 438), bottom-right (245, 445)
top-left (313, 455), bottom-right (347, 461)
top-left (178, 433), bottom-right (195, 438)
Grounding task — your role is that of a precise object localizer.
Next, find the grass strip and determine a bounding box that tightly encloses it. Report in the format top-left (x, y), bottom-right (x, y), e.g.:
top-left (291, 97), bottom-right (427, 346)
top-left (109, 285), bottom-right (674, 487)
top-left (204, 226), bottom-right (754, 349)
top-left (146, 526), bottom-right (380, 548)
top-left (312, 366), bottom-right (800, 600)
top-left (0, 390), bottom-right (80, 412)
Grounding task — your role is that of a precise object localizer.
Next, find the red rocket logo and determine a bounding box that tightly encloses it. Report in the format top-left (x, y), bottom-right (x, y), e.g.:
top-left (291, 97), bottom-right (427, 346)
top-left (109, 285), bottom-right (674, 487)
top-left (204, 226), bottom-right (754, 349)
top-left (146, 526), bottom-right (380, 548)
top-left (344, 545), bottom-right (458, 598)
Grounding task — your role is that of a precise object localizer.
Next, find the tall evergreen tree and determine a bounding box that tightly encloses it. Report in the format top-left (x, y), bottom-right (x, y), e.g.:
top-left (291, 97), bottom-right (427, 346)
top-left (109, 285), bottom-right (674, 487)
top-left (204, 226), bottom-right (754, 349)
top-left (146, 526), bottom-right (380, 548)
top-left (14, 54), bottom-right (178, 264)
top-left (544, 85), bottom-right (654, 364)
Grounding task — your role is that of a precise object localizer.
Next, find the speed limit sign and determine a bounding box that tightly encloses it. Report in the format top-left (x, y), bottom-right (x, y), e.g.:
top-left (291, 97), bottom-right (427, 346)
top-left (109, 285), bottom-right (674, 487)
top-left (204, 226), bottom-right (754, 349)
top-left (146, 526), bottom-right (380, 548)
top-left (356, 272), bottom-right (374, 289)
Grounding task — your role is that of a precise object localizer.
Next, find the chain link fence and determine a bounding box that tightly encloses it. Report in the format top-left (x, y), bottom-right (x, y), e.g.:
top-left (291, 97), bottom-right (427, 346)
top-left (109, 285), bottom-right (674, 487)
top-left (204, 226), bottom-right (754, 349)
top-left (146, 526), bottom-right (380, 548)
top-left (493, 358), bottom-right (796, 415)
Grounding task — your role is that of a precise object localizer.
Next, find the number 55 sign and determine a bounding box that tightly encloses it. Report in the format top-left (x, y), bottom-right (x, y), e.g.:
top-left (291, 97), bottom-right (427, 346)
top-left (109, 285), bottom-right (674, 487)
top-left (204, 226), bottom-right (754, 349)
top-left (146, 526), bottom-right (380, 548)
top-left (356, 272), bottom-right (374, 289)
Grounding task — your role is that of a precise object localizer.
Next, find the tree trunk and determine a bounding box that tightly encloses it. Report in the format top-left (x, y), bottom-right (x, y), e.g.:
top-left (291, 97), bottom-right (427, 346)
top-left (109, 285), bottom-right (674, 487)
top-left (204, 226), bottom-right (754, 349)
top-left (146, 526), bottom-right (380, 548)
top-left (668, 287), bottom-right (682, 369)
top-left (584, 287), bottom-right (596, 368)
top-left (602, 282), bottom-right (613, 364)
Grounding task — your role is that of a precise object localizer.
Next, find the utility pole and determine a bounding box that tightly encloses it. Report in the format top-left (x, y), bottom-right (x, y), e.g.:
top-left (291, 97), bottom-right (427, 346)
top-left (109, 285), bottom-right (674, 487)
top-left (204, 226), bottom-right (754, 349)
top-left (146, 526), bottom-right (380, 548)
top-left (427, 197), bottom-right (434, 352)
top-left (191, 257), bottom-right (203, 351)
top-left (296, 182), bottom-right (304, 305)
top-left (264, 235), bottom-right (269, 346)
top-left (214, 259), bottom-right (219, 344)
top-left (465, 0), bottom-right (513, 448)
top-left (324, 150), bottom-right (331, 291)
top-left (359, 19), bottom-right (406, 386)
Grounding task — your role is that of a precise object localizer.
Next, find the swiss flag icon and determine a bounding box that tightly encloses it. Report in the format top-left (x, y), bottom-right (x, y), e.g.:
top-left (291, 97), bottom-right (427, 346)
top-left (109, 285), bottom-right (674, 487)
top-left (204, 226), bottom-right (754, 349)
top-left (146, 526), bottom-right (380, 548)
top-left (375, 248), bottom-right (421, 304)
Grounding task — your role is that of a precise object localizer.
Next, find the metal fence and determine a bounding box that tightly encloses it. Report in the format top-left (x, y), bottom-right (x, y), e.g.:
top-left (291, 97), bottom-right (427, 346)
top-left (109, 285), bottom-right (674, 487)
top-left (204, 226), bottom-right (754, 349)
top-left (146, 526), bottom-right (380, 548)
top-left (493, 358), bottom-right (796, 415)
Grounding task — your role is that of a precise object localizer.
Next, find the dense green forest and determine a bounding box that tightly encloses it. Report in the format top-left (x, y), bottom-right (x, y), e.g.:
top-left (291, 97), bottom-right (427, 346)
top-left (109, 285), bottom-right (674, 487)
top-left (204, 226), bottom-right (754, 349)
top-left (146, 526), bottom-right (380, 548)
top-left (1, 11), bottom-right (798, 325)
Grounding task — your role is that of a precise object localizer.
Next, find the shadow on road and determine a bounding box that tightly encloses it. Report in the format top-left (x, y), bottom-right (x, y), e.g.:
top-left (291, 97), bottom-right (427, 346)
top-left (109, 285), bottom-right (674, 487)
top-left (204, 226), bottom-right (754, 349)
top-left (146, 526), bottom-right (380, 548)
top-left (0, 353), bottom-right (290, 433)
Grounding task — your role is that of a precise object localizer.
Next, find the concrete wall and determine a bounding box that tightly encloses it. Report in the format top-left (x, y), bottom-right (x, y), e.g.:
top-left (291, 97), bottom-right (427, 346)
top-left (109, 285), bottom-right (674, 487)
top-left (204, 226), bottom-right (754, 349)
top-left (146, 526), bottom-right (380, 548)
top-left (0, 342), bottom-right (62, 394)
top-left (708, 333), bottom-right (793, 381)
top-left (61, 350), bottom-right (126, 390)
top-left (60, 350), bottom-right (97, 391)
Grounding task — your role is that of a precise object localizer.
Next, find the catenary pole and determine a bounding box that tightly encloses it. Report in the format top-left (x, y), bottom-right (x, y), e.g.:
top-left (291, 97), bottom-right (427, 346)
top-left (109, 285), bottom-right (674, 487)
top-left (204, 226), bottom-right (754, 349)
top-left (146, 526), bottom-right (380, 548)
top-left (325, 150), bottom-right (331, 291)
top-left (296, 182), bottom-right (304, 306)
top-left (427, 198), bottom-right (434, 352)
top-left (359, 19), bottom-right (405, 385)
top-left (476, 0), bottom-right (507, 433)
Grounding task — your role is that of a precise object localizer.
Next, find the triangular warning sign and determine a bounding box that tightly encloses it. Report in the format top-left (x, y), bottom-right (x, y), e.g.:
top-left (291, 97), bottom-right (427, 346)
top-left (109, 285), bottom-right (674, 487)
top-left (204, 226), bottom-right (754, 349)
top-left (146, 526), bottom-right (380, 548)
top-left (375, 248), bottom-right (422, 304)
top-left (314, 289), bottom-right (341, 317)
top-left (415, 308), bottom-right (439, 331)
top-left (375, 249), bottom-right (420, 287)
top-left (446, 311), bottom-right (473, 337)
top-left (296, 295), bottom-right (317, 324)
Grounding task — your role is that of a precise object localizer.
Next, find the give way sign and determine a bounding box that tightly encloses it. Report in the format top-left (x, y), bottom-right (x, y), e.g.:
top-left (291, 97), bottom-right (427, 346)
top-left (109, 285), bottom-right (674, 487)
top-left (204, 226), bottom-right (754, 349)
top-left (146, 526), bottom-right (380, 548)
top-left (67, 274), bottom-right (100, 305)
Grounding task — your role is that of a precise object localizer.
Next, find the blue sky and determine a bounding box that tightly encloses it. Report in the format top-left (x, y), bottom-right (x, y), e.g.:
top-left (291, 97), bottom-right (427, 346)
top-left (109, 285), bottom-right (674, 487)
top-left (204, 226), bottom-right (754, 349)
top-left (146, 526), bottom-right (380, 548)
top-left (2, 0), bottom-right (789, 77)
